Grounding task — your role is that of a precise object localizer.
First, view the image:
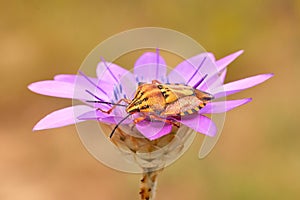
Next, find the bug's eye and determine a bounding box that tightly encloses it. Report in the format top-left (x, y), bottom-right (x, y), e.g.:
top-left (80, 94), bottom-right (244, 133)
top-left (141, 105), bottom-right (150, 109)
top-left (157, 85), bottom-right (163, 89)
top-left (202, 96), bottom-right (213, 101)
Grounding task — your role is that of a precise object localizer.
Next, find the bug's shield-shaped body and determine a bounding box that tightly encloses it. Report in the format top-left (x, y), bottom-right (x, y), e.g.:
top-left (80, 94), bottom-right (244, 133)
top-left (126, 81), bottom-right (214, 117)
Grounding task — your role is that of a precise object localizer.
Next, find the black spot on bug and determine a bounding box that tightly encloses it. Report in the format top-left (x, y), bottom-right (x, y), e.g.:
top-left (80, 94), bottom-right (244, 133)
top-left (162, 92), bottom-right (169, 98)
top-left (183, 111), bottom-right (189, 115)
top-left (191, 108), bottom-right (197, 113)
top-left (157, 85), bottom-right (163, 89)
top-left (202, 97), bottom-right (213, 101)
top-left (143, 97), bottom-right (148, 101)
top-left (141, 105), bottom-right (150, 110)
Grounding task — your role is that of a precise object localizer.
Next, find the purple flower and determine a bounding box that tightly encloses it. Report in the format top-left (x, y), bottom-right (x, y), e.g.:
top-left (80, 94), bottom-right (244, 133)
top-left (28, 50), bottom-right (273, 140)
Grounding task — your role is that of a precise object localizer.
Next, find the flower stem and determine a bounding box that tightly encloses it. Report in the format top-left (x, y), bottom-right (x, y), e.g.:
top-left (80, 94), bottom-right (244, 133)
top-left (139, 168), bottom-right (162, 200)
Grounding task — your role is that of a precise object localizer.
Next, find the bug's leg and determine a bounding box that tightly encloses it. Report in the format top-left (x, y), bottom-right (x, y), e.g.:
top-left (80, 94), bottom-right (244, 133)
top-left (133, 116), bottom-right (147, 124)
top-left (129, 113), bottom-right (147, 131)
top-left (151, 80), bottom-right (162, 84)
top-left (132, 112), bottom-right (147, 124)
top-left (149, 114), bottom-right (180, 128)
top-left (97, 98), bottom-right (131, 114)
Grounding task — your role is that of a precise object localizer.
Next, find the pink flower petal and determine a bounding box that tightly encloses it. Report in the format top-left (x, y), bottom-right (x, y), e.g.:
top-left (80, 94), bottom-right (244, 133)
top-left (219, 68), bottom-right (227, 83)
top-left (200, 98), bottom-right (252, 114)
top-left (175, 115), bottom-right (217, 137)
top-left (96, 61), bottom-right (135, 100)
top-left (207, 52), bottom-right (216, 61)
top-left (33, 105), bottom-right (93, 130)
top-left (78, 110), bottom-right (132, 124)
top-left (54, 74), bottom-right (99, 84)
top-left (202, 68), bottom-right (228, 90)
top-left (215, 50), bottom-right (244, 71)
top-left (28, 77), bottom-right (111, 101)
top-left (97, 61), bottom-right (131, 84)
top-left (212, 73), bottom-right (274, 98)
top-left (198, 50), bottom-right (243, 90)
top-left (134, 50), bottom-right (167, 83)
top-left (54, 74), bottom-right (77, 83)
top-left (168, 52), bottom-right (218, 87)
top-left (28, 81), bottom-right (77, 99)
top-left (136, 120), bottom-right (172, 140)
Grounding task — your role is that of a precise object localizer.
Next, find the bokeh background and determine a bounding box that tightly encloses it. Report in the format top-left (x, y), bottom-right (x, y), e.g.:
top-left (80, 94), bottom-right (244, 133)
top-left (1, 1), bottom-right (299, 199)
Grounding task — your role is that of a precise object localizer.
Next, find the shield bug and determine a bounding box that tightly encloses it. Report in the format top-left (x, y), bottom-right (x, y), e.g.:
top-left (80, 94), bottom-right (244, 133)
top-left (87, 80), bottom-right (214, 138)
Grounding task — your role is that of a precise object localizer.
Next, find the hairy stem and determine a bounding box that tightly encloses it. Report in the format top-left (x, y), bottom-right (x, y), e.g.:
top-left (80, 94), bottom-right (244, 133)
top-left (139, 168), bottom-right (162, 200)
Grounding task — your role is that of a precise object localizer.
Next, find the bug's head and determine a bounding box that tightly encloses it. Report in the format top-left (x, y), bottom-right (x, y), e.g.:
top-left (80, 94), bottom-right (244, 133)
top-left (125, 98), bottom-right (151, 114)
top-left (195, 90), bottom-right (214, 103)
top-left (126, 83), bottom-right (157, 114)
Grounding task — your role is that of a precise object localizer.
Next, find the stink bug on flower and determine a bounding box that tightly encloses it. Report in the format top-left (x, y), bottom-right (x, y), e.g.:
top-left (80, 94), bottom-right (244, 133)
top-left (87, 79), bottom-right (214, 138)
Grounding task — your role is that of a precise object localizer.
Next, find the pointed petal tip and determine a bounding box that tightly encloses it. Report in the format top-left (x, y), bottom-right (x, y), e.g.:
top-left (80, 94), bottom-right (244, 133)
top-left (236, 49), bottom-right (244, 55)
top-left (205, 124), bottom-right (217, 137)
top-left (259, 73), bottom-right (274, 82)
top-left (245, 97), bottom-right (253, 102)
top-left (266, 73), bottom-right (274, 78)
top-left (208, 131), bottom-right (216, 137)
top-left (215, 50), bottom-right (245, 71)
top-left (27, 83), bottom-right (35, 91)
top-left (241, 98), bottom-right (252, 106)
top-left (32, 123), bottom-right (44, 131)
top-left (27, 82), bottom-right (44, 94)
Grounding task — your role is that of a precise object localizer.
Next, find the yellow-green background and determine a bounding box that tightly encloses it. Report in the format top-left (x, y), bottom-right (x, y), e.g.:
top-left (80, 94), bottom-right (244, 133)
top-left (1, 1), bottom-right (299, 199)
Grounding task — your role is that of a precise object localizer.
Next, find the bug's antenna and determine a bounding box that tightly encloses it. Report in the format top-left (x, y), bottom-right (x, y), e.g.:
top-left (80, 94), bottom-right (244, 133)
top-left (109, 114), bottom-right (131, 138)
top-left (85, 89), bottom-right (105, 101)
top-left (85, 90), bottom-right (127, 107)
top-left (193, 74), bottom-right (208, 89)
top-left (86, 100), bottom-right (127, 107)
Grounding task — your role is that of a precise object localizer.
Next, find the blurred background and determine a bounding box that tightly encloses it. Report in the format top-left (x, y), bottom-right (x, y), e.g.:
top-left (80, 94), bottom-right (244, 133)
top-left (1, 0), bottom-right (299, 199)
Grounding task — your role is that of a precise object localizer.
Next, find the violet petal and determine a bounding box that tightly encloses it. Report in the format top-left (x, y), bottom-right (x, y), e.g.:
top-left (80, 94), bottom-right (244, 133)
top-left (215, 50), bottom-right (244, 71)
top-left (136, 120), bottom-right (172, 140)
top-left (200, 98), bottom-right (252, 114)
top-left (175, 115), bottom-right (217, 137)
top-left (134, 51), bottom-right (167, 83)
top-left (28, 80), bottom-right (110, 101)
top-left (33, 105), bottom-right (93, 130)
top-left (97, 61), bottom-right (131, 83)
top-left (78, 110), bottom-right (132, 124)
top-left (201, 68), bottom-right (227, 91)
top-left (28, 80), bottom-right (77, 99)
top-left (219, 68), bottom-right (227, 83)
top-left (97, 61), bottom-right (135, 100)
top-left (212, 73), bottom-right (274, 98)
top-left (54, 74), bottom-right (77, 83)
top-left (168, 52), bottom-right (217, 86)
